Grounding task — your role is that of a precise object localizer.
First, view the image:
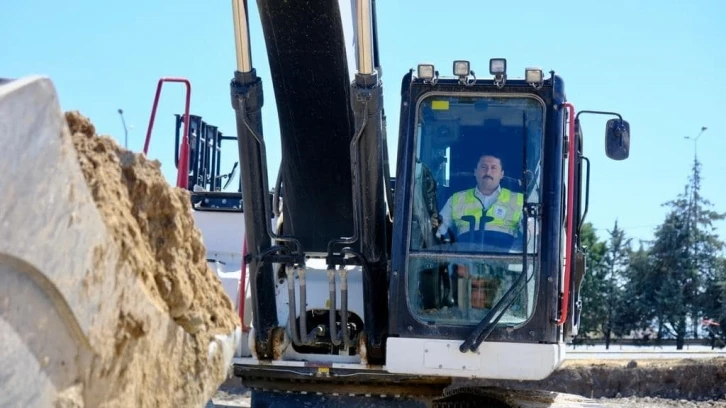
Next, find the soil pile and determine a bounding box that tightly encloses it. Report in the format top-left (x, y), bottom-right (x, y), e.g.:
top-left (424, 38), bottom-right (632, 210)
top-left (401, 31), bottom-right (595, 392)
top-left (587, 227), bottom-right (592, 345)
top-left (66, 110), bottom-right (238, 336)
top-left (455, 357), bottom-right (726, 401)
top-left (61, 111), bottom-right (240, 407)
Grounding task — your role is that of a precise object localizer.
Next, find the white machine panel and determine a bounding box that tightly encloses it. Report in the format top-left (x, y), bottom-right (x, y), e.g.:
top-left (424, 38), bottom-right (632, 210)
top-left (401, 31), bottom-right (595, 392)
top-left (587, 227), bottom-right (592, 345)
top-left (386, 337), bottom-right (563, 381)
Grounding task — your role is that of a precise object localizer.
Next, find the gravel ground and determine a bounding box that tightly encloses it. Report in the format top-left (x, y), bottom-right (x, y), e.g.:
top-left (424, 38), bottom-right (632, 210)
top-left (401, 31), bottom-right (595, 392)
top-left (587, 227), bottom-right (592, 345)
top-left (456, 357), bottom-right (726, 402)
top-left (209, 390), bottom-right (726, 408)
top-left (209, 392), bottom-right (726, 408)
top-left (210, 384), bottom-right (250, 407)
top-left (597, 397), bottom-right (726, 407)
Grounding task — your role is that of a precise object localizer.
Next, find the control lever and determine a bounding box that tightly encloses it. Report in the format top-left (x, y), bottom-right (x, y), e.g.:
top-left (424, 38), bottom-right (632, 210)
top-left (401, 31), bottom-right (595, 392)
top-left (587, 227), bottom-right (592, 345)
top-left (456, 214), bottom-right (494, 244)
top-left (462, 215), bottom-right (476, 239)
top-left (479, 214), bottom-right (494, 230)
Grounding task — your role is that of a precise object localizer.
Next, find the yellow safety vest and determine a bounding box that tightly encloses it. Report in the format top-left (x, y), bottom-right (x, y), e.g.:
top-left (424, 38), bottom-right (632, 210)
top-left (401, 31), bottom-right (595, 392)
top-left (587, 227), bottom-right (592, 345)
top-left (450, 187), bottom-right (524, 237)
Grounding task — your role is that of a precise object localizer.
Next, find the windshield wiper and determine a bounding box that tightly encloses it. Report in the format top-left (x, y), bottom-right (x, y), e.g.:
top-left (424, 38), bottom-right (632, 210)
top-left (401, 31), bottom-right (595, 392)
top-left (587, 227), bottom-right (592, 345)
top-left (458, 206), bottom-right (535, 352)
top-left (459, 110), bottom-right (534, 353)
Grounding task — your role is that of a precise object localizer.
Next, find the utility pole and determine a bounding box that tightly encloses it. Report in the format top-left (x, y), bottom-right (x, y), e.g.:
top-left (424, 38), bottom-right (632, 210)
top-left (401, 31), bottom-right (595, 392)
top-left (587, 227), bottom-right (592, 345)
top-left (684, 126), bottom-right (707, 339)
top-left (118, 108), bottom-right (129, 149)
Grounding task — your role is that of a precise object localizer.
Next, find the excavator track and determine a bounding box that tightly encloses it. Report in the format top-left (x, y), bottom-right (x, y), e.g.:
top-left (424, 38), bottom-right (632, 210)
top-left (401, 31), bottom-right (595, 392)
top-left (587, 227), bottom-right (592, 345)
top-left (243, 381), bottom-right (605, 407)
top-left (234, 364), bottom-right (603, 408)
top-left (246, 383), bottom-right (604, 408)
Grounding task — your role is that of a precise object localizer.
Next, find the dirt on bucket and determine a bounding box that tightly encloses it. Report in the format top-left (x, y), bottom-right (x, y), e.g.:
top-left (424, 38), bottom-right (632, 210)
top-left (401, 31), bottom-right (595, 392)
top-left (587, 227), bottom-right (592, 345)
top-left (56, 111), bottom-right (240, 408)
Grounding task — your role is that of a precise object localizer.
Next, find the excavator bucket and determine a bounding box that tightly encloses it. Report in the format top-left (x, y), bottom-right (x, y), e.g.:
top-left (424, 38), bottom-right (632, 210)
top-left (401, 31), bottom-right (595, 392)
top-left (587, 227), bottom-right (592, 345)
top-left (0, 76), bottom-right (240, 408)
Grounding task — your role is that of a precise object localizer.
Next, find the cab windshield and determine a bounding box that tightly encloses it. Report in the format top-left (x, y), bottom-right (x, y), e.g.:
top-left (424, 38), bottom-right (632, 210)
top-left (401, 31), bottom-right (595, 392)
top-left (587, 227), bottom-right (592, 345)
top-left (406, 93), bottom-right (544, 327)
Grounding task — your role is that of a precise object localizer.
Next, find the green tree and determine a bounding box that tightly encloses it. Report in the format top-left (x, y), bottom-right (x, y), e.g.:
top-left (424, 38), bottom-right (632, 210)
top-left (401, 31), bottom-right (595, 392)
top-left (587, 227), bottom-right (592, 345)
top-left (717, 258), bottom-right (726, 346)
top-left (702, 256), bottom-right (726, 348)
top-left (624, 155), bottom-right (725, 349)
top-left (616, 243), bottom-right (655, 340)
top-left (684, 158), bottom-right (725, 340)
top-left (574, 222), bottom-right (608, 343)
top-left (648, 198), bottom-right (692, 348)
top-left (602, 220), bottom-right (631, 348)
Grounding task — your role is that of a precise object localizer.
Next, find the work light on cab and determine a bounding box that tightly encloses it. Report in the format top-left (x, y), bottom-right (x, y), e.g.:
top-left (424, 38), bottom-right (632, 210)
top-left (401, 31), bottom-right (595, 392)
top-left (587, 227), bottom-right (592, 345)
top-left (525, 67), bottom-right (544, 88)
top-left (453, 60), bottom-right (470, 77)
top-left (489, 58), bottom-right (506, 75)
top-left (489, 58), bottom-right (507, 87)
top-left (417, 63), bottom-right (436, 81)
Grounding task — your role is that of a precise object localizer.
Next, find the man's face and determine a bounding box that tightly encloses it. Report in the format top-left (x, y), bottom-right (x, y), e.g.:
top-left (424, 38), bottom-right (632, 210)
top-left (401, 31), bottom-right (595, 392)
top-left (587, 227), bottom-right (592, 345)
top-left (475, 155), bottom-right (504, 193)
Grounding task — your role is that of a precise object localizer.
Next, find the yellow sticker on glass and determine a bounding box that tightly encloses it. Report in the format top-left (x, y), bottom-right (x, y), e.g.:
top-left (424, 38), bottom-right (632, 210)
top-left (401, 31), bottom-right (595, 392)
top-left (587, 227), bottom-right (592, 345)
top-left (431, 100), bottom-right (449, 110)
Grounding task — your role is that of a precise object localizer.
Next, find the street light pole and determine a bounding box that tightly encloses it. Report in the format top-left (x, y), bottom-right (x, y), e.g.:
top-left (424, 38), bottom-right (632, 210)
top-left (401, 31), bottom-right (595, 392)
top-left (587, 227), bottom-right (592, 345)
top-left (683, 126), bottom-right (708, 223)
top-left (118, 108), bottom-right (129, 149)
top-left (684, 126), bottom-right (708, 162)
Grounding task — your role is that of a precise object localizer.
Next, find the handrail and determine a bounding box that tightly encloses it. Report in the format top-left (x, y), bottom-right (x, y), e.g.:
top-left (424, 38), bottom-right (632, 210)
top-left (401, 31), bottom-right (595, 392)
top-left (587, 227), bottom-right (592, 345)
top-left (556, 102), bottom-right (576, 325)
top-left (143, 77), bottom-right (192, 189)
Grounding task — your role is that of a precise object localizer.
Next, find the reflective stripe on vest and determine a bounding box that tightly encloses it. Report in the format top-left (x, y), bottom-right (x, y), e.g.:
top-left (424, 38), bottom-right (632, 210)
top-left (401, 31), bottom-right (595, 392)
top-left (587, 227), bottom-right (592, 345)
top-left (450, 187), bottom-right (524, 236)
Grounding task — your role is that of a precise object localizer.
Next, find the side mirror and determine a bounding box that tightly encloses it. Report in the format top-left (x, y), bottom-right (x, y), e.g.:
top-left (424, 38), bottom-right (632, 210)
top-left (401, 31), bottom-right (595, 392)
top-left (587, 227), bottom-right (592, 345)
top-left (605, 119), bottom-right (630, 160)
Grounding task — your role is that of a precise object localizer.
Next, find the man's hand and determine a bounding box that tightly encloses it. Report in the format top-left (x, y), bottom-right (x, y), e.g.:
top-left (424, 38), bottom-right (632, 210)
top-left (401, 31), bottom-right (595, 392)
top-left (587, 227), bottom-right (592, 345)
top-left (431, 214), bottom-right (441, 229)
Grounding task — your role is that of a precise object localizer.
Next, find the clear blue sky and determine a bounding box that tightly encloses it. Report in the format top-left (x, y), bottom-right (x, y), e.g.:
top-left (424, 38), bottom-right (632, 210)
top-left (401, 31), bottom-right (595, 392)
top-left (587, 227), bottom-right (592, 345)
top-left (3, 0), bottom-right (724, 247)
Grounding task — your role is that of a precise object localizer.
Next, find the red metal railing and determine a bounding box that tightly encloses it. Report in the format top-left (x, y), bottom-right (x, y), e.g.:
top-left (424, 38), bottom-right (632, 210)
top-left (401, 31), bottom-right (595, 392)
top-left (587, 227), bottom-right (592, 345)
top-left (238, 237), bottom-right (250, 332)
top-left (143, 77), bottom-right (192, 189)
top-left (143, 77), bottom-right (251, 332)
top-left (556, 102), bottom-right (577, 325)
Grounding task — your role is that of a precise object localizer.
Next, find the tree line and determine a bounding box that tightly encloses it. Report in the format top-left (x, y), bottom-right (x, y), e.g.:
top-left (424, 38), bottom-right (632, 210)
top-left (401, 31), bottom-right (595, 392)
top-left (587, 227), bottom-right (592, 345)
top-left (574, 158), bottom-right (726, 350)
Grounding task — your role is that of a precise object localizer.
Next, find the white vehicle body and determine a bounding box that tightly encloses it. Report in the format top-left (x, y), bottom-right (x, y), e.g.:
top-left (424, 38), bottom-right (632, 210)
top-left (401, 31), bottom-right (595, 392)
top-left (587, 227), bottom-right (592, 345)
top-left (193, 207), bottom-right (564, 381)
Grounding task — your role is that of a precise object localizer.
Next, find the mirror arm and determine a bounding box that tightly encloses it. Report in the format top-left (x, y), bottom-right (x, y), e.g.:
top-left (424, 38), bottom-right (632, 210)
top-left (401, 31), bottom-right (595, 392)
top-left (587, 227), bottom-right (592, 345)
top-left (575, 110), bottom-right (623, 122)
top-left (575, 110), bottom-right (627, 138)
top-left (572, 109), bottom-right (630, 161)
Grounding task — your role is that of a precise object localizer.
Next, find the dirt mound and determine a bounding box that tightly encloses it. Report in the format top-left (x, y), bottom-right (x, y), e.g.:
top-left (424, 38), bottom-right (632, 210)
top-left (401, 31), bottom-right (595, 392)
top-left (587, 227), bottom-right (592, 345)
top-left (455, 358), bottom-right (726, 401)
top-left (62, 111), bottom-right (240, 407)
top-left (66, 111), bottom-right (237, 335)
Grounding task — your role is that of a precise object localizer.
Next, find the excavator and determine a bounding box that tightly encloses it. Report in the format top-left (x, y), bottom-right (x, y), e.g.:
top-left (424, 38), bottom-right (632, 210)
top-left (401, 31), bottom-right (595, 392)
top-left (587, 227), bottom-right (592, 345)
top-left (1, 0), bottom-right (631, 407)
top-left (200, 1), bottom-right (630, 406)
